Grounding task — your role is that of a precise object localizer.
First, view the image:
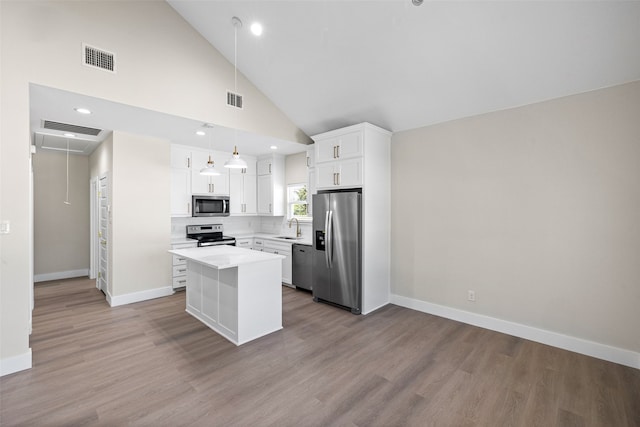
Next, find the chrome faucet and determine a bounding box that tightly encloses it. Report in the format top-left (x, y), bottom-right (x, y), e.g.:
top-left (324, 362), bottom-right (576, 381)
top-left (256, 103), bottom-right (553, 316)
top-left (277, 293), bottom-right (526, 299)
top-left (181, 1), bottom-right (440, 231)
top-left (288, 217), bottom-right (301, 238)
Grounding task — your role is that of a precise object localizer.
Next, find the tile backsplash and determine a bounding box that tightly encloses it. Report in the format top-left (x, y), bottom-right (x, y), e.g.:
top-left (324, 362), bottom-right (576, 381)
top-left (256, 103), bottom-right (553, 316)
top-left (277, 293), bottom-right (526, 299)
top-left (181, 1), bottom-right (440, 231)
top-left (171, 216), bottom-right (312, 239)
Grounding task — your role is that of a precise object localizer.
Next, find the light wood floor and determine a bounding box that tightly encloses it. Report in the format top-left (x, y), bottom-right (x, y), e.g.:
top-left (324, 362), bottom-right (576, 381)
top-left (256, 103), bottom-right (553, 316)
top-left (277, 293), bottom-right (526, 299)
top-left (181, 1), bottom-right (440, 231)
top-left (1, 278), bottom-right (638, 426)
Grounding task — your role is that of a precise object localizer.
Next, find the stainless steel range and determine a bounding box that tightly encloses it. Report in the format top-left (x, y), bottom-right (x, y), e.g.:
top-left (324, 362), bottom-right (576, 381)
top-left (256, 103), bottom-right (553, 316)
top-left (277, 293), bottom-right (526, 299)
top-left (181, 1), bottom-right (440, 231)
top-left (186, 224), bottom-right (236, 247)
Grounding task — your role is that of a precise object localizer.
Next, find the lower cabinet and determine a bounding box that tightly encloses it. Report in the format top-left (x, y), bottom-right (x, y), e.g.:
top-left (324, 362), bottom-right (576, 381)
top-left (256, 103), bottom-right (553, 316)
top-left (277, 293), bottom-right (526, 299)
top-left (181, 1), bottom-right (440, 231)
top-left (235, 238), bottom-right (253, 250)
top-left (171, 241), bottom-right (197, 289)
top-left (251, 238), bottom-right (292, 285)
top-left (184, 259), bottom-right (282, 345)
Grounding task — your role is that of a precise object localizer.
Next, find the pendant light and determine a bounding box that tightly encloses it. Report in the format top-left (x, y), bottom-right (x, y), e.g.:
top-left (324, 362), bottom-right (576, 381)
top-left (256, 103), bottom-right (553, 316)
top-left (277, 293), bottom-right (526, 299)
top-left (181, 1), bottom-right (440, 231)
top-left (64, 138), bottom-right (71, 205)
top-left (224, 16), bottom-right (248, 169)
top-left (200, 126), bottom-right (221, 176)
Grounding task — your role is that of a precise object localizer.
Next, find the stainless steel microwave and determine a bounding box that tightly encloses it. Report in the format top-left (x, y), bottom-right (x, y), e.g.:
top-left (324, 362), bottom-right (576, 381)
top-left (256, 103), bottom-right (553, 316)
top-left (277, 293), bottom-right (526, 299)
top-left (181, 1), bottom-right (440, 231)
top-left (192, 195), bottom-right (230, 217)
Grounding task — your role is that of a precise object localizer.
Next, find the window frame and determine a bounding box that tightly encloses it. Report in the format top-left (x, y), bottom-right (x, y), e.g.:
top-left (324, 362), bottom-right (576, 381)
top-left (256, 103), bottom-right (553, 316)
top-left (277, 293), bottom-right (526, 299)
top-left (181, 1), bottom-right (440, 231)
top-left (286, 182), bottom-right (311, 221)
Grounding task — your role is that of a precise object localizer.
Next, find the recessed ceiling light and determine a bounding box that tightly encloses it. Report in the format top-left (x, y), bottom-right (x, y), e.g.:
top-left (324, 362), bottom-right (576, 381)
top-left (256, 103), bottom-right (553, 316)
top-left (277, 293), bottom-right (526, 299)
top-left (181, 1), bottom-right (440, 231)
top-left (196, 130), bottom-right (206, 136)
top-left (270, 145), bottom-right (278, 150)
top-left (250, 22), bottom-right (263, 36)
top-left (74, 107), bottom-right (91, 115)
top-left (63, 133), bottom-right (76, 138)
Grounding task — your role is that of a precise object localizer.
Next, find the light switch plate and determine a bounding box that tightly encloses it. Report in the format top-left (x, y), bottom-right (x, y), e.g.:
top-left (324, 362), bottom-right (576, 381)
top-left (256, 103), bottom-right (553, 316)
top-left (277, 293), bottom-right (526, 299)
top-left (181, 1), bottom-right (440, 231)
top-left (0, 221), bottom-right (10, 234)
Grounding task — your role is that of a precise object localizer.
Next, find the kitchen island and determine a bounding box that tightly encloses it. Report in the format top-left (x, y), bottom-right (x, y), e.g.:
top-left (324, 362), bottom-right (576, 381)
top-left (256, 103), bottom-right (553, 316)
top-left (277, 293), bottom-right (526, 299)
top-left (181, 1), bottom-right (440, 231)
top-left (168, 245), bottom-right (285, 345)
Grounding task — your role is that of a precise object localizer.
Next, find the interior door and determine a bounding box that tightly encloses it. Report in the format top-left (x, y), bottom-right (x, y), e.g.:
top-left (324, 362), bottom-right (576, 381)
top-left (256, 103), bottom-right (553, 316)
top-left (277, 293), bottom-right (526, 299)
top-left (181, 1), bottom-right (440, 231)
top-left (98, 174), bottom-right (109, 295)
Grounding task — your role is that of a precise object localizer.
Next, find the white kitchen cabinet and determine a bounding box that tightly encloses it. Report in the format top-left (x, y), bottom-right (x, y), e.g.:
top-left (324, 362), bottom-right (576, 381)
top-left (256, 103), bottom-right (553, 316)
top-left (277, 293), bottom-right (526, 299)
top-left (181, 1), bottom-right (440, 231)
top-left (257, 154), bottom-right (285, 216)
top-left (173, 241), bottom-right (197, 290)
top-left (229, 156), bottom-right (257, 215)
top-left (253, 238), bottom-right (265, 251)
top-left (191, 149), bottom-right (229, 195)
top-left (257, 174), bottom-right (273, 215)
top-left (235, 238), bottom-right (253, 250)
top-left (315, 130), bottom-right (362, 163)
top-left (170, 146), bottom-right (192, 217)
top-left (307, 144), bottom-right (316, 215)
top-left (171, 145), bottom-right (192, 169)
top-left (171, 168), bottom-right (191, 216)
top-left (263, 240), bottom-right (292, 285)
top-left (257, 158), bottom-right (273, 176)
top-left (311, 122), bottom-right (392, 314)
top-left (314, 128), bottom-right (365, 191)
top-left (229, 157), bottom-right (257, 176)
top-left (250, 238), bottom-right (292, 285)
top-left (175, 250), bottom-right (283, 346)
top-left (316, 158), bottom-right (362, 189)
top-left (306, 145), bottom-right (315, 168)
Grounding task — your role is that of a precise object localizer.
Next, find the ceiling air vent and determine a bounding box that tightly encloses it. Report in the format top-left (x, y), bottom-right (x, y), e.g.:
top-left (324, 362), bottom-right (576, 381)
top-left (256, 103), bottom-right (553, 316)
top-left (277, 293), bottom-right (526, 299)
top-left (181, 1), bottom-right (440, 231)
top-left (227, 91), bottom-right (243, 109)
top-left (43, 120), bottom-right (103, 136)
top-left (82, 43), bottom-right (115, 73)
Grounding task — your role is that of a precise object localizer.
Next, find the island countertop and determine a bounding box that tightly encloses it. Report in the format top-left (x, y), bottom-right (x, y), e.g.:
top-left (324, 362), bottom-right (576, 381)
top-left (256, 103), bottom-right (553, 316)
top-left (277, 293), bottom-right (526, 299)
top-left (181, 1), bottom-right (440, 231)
top-left (169, 245), bottom-right (285, 270)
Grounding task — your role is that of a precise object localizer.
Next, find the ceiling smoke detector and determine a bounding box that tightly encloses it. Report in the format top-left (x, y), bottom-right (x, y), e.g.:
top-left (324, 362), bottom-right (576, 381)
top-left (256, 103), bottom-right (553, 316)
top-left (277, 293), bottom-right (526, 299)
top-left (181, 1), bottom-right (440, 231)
top-left (412, 0), bottom-right (424, 5)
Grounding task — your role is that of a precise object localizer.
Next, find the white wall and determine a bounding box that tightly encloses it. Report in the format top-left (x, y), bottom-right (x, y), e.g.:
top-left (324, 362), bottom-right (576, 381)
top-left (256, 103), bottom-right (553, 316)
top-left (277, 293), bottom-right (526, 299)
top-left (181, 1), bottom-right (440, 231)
top-left (89, 134), bottom-right (113, 296)
top-left (391, 81), bottom-right (640, 364)
top-left (285, 152), bottom-right (307, 185)
top-left (0, 0), bottom-right (308, 374)
top-left (32, 150), bottom-right (90, 280)
top-left (89, 133), bottom-right (113, 179)
top-left (111, 131), bottom-right (171, 298)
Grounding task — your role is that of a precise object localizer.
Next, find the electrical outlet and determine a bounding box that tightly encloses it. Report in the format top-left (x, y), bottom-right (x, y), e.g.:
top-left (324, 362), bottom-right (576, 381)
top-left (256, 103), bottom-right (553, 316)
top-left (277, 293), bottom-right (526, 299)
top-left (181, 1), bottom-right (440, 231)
top-left (467, 290), bottom-right (476, 302)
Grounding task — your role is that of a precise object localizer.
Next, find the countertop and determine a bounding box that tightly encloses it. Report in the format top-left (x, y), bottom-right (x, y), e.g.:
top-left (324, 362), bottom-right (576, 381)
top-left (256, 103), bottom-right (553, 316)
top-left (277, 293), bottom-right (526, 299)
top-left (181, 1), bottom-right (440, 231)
top-left (234, 232), bottom-right (313, 246)
top-left (169, 245), bottom-right (285, 270)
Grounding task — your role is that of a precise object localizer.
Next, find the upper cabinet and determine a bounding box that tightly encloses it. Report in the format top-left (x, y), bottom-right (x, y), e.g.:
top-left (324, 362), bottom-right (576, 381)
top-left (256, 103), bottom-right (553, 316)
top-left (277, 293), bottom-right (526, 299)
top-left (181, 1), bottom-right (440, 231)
top-left (315, 130), bottom-right (363, 163)
top-left (313, 124), bottom-right (387, 191)
top-left (229, 155), bottom-right (257, 215)
top-left (257, 154), bottom-right (285, 216)
top-left (306, 145), bottom-right (315, 169)
top-left (170, 146), bottom-right (192, 217)
top-left (191, 149), bottom-right (229, 196)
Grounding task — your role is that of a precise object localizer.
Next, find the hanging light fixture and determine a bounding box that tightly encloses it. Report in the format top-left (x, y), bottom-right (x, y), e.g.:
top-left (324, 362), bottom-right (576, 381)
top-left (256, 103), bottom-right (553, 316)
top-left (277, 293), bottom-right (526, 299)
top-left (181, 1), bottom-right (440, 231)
top-left (200, 125), bottom-right (221, 176)
top-left (224, 16), bottom-right (248, 169)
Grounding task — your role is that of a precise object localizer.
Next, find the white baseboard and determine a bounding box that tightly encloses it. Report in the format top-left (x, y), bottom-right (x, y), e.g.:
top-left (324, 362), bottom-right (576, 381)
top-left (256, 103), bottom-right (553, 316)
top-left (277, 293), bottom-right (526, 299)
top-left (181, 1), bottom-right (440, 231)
top-left (108, 286), bottom-right (174, 307)
top-left (34, 269), bottom-right (89, 283)
top-left (390, 294), bottom-right (640, 370)
top-left (0, 349), bottom-right (32, 377)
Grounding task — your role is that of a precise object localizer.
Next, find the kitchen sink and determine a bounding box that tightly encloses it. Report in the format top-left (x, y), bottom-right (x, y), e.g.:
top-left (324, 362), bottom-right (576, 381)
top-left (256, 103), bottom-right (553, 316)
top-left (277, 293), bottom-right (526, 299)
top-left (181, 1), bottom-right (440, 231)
top-left (275, 236), bottom-right (298, 240)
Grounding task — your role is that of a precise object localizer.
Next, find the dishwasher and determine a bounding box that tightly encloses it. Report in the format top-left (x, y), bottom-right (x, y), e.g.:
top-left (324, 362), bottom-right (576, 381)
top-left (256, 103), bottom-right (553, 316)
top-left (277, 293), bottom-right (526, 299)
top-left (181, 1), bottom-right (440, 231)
top-left (292, 243), bottom-right (313, 291)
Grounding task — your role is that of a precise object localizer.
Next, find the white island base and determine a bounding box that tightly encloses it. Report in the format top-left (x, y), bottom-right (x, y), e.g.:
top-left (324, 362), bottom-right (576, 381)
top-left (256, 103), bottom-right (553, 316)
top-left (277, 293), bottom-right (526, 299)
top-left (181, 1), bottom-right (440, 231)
top-left (169, 246), bottom-right (284, 345)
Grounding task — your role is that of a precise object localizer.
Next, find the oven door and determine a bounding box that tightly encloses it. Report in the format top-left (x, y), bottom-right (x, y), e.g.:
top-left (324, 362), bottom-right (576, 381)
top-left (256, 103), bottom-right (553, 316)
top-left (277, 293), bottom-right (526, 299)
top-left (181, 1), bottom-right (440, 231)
top-left (192, 195), bottom-right (230, 217)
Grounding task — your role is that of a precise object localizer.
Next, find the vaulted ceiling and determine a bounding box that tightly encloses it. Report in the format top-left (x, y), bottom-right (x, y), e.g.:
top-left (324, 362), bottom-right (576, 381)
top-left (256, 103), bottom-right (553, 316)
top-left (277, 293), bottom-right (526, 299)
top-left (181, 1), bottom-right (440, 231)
top-left (168, 0), bottom-right (640, 137)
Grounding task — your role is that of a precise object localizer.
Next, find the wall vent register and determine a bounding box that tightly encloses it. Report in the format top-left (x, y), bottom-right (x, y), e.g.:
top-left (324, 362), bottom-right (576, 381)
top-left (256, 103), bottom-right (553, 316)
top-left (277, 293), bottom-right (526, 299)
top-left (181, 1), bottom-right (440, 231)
top-left (83, 43), bottom-right (116, 73)
top-left (227, 91), bottom-right (243, 109)
top-left (42, 120), bottom-right (103, 136)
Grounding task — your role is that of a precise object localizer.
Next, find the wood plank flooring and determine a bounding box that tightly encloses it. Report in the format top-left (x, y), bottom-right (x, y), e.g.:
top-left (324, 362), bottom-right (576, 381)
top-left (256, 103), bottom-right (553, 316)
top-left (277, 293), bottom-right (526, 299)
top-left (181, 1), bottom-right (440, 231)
top-left (1, 277), bottom-right (638, 426)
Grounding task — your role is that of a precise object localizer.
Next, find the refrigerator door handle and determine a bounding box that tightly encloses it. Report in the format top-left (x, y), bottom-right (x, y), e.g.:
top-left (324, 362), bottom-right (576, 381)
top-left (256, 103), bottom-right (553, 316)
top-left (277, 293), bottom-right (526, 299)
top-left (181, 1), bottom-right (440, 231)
top-left (324, 210), bottom-right (330, 268)
top-left (325, 210), bottom-right (333, 269)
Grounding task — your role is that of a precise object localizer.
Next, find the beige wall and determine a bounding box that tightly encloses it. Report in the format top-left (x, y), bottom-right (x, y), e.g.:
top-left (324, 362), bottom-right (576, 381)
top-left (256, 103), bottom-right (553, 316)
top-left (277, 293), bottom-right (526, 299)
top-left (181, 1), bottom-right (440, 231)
top-left (0, 0), bottom-right (308, 369)
top-left (391, 81), bottom-right (640, 354)
top-left (33, 150), bottom-right (90, 277)
top-left (89, 134), bottom-right (113, 296)
top-left (285, 152), bottom-right (308, 185)
top-left (111, 131), bottom-right (170, 296)
top-left (89, 133), bottom-right (113, 179)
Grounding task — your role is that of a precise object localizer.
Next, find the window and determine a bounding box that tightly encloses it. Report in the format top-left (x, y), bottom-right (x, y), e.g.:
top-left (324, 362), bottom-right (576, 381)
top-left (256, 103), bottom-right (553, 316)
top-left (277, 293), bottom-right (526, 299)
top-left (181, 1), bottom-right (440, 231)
top-left (287, 183), bottom-right (310, 220)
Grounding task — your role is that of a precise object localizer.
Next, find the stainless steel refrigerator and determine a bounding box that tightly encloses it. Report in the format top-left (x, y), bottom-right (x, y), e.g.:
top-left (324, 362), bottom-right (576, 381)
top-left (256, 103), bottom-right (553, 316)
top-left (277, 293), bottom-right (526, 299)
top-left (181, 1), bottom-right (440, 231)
top-left (312, 190), bottom-right (362, 314)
